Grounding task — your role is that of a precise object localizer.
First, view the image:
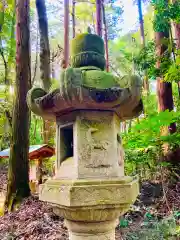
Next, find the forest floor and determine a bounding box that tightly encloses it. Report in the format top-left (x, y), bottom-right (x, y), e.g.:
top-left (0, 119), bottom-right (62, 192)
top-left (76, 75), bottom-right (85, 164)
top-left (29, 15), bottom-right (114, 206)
top-left (0, 171), bottom-right (180, 240)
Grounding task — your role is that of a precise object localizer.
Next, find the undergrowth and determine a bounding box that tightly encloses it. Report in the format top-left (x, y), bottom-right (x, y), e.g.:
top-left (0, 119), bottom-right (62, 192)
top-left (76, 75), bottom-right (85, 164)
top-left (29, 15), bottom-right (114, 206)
top-left (120, 212), bottom-right (180, 240)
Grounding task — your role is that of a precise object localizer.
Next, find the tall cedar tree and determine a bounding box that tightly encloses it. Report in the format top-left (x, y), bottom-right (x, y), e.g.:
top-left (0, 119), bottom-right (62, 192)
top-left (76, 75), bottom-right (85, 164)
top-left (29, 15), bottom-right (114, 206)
top-left (36, 0), bottom-right (51, 91)
top-left (155, 0), bottom-right (176, 134)
top-left (5, 0), bottom-right (31, 211)
top-left (36, 0), bottom-right (54, 147)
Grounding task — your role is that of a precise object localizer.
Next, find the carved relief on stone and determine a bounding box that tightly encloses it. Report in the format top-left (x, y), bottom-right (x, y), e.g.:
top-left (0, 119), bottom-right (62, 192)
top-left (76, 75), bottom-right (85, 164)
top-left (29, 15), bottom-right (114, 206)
top-left (85, 126), bottom-right (111, 168)
top-left (70, 186), bottom-right (128, 206)
top-left (76, 118), bottom-right (114, 170)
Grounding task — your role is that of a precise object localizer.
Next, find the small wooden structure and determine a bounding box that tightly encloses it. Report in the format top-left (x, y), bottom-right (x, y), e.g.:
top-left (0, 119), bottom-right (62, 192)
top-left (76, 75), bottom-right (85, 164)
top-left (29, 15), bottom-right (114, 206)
top-left (0, 144), bottom-right (55, 192)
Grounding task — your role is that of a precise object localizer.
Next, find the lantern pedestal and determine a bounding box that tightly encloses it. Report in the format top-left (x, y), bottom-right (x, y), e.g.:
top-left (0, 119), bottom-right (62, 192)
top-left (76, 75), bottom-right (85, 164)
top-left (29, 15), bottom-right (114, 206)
top-left (39, 110), bottom-right (139, 240)
top-left (40, 177), bottom-right (139, 240)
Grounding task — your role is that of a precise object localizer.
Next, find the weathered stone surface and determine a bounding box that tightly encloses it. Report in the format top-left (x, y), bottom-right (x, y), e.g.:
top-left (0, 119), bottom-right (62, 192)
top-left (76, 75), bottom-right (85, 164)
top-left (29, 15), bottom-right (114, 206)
top-left (65, 219), bottom-right (118, 240)
top-left (55, 111), bottom-right (124, 179)
top-left (39, 177), bottom-right (138, 208)
top-left (27, 75), bottom-right (143, 121)
top-left (39, 176), bottom-right (137, 239)
top-left (53, 204), bottom-right (129, 222)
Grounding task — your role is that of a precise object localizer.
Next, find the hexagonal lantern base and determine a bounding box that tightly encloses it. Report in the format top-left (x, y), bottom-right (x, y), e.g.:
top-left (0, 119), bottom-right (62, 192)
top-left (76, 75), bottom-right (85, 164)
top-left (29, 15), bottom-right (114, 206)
top-left (39, 177), bottom-right (139, 240)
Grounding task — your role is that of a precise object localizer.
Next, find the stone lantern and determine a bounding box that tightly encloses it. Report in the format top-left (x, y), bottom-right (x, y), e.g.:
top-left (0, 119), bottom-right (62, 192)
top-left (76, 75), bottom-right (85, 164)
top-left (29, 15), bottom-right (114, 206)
top-left (27, 33), bottom-right (143, 240)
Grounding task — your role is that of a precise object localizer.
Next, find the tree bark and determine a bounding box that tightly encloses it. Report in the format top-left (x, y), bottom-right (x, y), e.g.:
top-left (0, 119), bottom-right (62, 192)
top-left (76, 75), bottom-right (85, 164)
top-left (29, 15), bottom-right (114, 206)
top-left (172, 0), bottom-right (180, 96)
top-left (175, 22), bottom-right (180, 96)
top-left (96, 0), bottom-right (102, 37)
top-left (64, 0), bottom-right (69, 68)
top-left (72, 0), bottom-right (76, 38)
top-left (174, 22), bottom-right (180, 50)
top-left (102, 0), bottom-right (109, 72)
top-left (137, 0), bottom-right (149, 92)
top-left (5, 0), bottom-right (31, 211)
top-left (172, 0), bottom-right (180, 49)
top-left (36, 0), bottom-right (51, 91)
top-left (155, 31), bottom-right (176, 134)
top-left (36, 0), bottom-right (55, 145)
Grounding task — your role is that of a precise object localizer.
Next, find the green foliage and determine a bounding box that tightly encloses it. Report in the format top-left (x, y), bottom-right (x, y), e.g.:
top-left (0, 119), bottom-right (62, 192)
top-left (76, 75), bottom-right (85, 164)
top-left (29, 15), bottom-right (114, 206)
top-left (119, 218), bottom-right (129, 228)
top-left (124, 214), bottom-right (179, 239)
top-left (164, 52), bottom-right (180, 83)
top-left (29, 114), bottom-right (43, 145)
top-left (43, 156), bottom-right (55, 177)
top-left (123, 100), bottom-right (180, 178)
top-left (0, 87), bottom-right (12, 149)
top-left (0, 1), bottom-right (15, 84)
top-left (133, 38), bottom-right (179, 81)
top-left (75, 0), bottom-right (123, 40)
top-left (152, 0), bottom-right (180, 32)
top-left (134, 41), bottom-right (156, 77)
top-left (123, 110), bottom-right (180, 150)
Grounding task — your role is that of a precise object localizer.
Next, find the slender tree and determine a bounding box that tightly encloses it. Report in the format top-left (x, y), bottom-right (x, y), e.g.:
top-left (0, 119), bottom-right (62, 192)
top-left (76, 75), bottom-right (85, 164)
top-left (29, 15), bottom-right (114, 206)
top-left (172, 0), bottom-right (180, 50)
top-left (36, 0), bottom-right (55, 144)
top-left (102, 0), bottom-right (109, 72)
top-left (64, 0), bottom-right (69, 68)
top-left (154, 0), bottom-right (176, 134)
top-left (172, 0), bottom-right (180, 95)
top-left (96, 0), bottom-right (102, 37)
top-left (5, 0), bottom-right (31, 211)
top-left (137, 0), bottom-right (149, 92)
top-left (137, 0), bottom-right (145, 47)
top-left (36, 0), bottom-right (51, 91)
top-left (72, 0), bottom-right (76, 38)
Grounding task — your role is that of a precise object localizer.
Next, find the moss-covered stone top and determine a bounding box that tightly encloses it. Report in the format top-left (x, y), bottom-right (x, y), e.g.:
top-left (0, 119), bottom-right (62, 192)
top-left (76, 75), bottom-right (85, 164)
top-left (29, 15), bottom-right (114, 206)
top-left (27, 33), bottom-right (143, 120)
top-left (71, 33), bottom-right (105, 56)
top-left (71, 33), bottom-right (106, 70)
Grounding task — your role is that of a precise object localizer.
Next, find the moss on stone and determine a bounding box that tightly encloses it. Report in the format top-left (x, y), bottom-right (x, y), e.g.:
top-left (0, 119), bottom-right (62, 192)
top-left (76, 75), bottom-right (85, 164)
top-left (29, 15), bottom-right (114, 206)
top-left (71, 33), bottom-right (105, 70)
top-left (82, 70), bottom-right (119, 89)
top-left (71, 33), bottom-right (105, 56)
top-left (71, 51), bottom-right (106, 70)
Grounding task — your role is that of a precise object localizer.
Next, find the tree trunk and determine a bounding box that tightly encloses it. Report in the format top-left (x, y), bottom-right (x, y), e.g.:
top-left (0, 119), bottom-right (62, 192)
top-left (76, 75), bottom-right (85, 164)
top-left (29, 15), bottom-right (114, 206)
top-left (137, 0), bottom-right (149, 92)
top-left (36, 0), bottom-right (51, 91)
top-left (64, 0), bottom-right (69, 68)
top-left (155, 31), bottom-right (176, 134)
top-left (5, 0), bottom-right (31, 211)
top-left (36, 0), bottom-right (54, 145)
top-left (37, 158), bottom-right (43, 185)
top-left (172, 0), bottom-right (180, 96)
top-left (32, 27), bottom-right (39, 85)
top-left (72, 0), bottom-right (76, 38)
top-left (102, 0), bottom-right (109, 72)
top-left (96, 0), bottom-right (102, 37)
top-left (175, 21), bottom-right (180, 96)
top-left (174, 22), bottom-right (180, 50)
top-left (172, 0), bottom-right (180, 49)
